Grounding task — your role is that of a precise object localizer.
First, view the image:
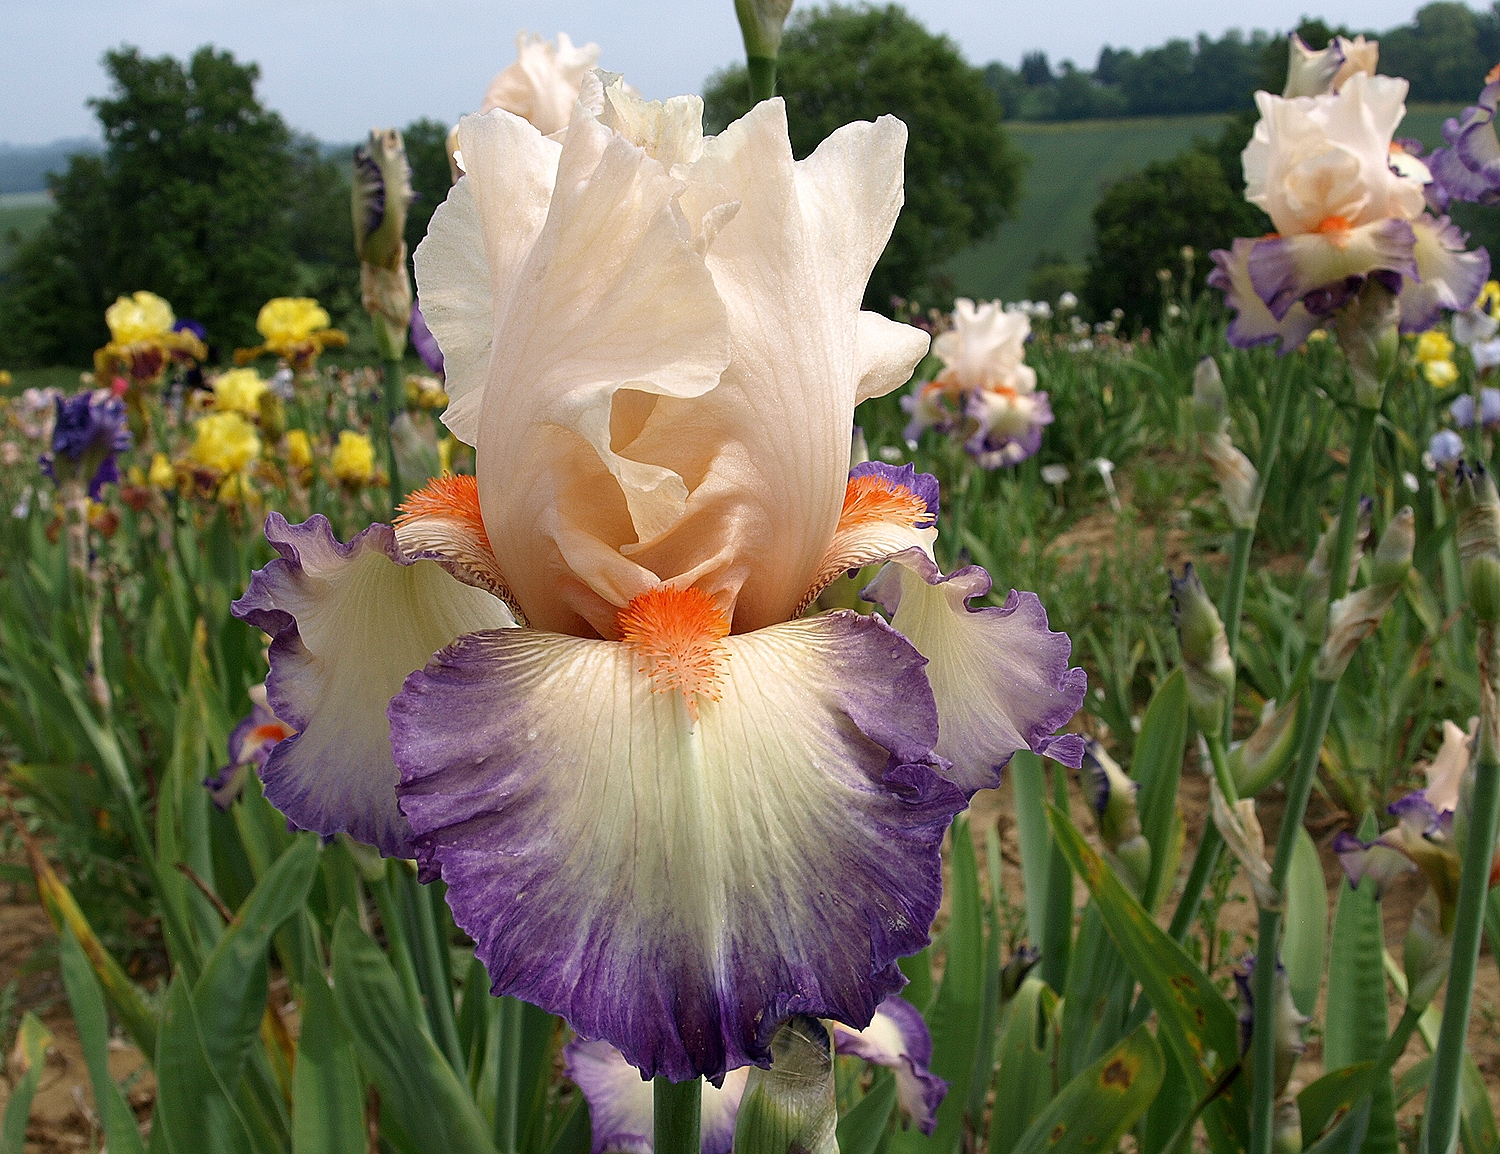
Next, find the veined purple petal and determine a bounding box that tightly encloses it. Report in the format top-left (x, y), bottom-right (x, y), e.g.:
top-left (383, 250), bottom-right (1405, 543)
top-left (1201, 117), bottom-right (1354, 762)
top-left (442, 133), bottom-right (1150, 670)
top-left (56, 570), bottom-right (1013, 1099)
top-left (1208, 240), bottom-right (1320, 354)
top-left (390, 610), bottom-right (965, 1082)
top-left (563, 1039), bottom-right (748, 1154)
top-left (1247, 221), bottom-right (1418, 321)
top-left (1399, 215), bottom-right (1489, 334)
top-left (230, 514), bottom-right (515, 859)
top-left (862, 549), bottom-right (1086, 793)
top-left (830, 996), bottom-right (946, 1134)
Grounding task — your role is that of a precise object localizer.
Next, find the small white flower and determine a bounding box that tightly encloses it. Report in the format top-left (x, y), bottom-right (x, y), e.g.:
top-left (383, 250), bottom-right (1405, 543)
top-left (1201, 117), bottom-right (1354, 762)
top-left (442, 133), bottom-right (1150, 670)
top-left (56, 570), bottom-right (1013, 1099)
top-left (1041, 463), bottom-right (1070, 485)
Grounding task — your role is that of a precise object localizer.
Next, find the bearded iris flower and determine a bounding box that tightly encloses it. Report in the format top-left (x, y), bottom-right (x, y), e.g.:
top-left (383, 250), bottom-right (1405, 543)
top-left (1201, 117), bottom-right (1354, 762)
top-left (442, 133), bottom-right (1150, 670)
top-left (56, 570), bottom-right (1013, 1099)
top-left (40, 392), bottom-right (132, 500)
top-left (1334, 719), bottom-right (1500, 922)
top-left (901, 299), bottom-right (1051, 467)
top-left (233, 79), bottom-right (1084, 1082)
top-left (236, 298), bottom-right (349, 373)
top-left (93, 291), bottom-right (207, 386)
top-left (1210, 58), bottom-right (1490, 351)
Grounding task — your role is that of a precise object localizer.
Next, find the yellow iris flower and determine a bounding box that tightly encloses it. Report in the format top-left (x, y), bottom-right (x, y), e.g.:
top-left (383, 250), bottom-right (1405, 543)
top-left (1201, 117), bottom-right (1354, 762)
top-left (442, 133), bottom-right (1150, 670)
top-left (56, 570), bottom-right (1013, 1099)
top-left (213, 368), bottom-right (270, 418)
top-left (331, 430), bottom-right (376, 486)
top-left (190, 412), bottom-right (263, 476)
top-left (235, 297), bottom-right (349, 372)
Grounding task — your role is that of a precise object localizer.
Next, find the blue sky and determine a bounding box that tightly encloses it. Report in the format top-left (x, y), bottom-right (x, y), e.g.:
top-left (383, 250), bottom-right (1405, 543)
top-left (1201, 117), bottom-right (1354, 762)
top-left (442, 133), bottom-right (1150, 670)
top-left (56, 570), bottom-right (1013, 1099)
top-left (0, 0), bottom-right (1461, 145)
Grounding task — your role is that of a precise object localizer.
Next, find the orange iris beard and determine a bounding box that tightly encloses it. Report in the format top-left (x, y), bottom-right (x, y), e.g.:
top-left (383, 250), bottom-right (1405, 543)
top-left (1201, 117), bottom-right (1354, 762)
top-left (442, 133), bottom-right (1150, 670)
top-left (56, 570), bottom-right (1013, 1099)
top-left (396, 473), bottom-right (492, 552)
top-left (839, 473), bottom-right (934, 532)
top-left (617, 586), bottom-right (732, 719)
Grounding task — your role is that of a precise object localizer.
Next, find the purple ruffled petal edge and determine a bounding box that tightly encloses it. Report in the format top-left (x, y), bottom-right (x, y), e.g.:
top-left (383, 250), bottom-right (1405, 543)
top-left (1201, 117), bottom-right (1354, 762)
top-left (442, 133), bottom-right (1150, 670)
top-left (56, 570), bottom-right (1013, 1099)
top-left (231, 513), bottom-right (420, 860)
top-left (863, 549), bottom-right (1088, 785)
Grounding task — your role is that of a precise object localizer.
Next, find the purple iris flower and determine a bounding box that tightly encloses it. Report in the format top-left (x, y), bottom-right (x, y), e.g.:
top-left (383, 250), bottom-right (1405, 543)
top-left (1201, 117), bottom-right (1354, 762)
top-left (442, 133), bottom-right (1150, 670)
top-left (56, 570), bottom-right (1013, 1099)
top-left (230, 93), bottom-right (1088, 1083)
top-left (39, 392), bottom-right (132, 500)
top-left (205, 690), bottom-right (296, 810)
top-left (1429, 429), bottom-right (1464, 468)
top-left (563, 993), bottom-right (945, 1152)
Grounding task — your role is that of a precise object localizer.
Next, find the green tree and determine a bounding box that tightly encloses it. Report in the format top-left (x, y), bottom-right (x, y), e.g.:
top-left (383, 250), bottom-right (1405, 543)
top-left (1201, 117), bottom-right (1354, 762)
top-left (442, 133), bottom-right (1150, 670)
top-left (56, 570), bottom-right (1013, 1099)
top-left (703, 3), bottom-right (1023, 309)
top-left (1082, 147), bottom-right (1265, 329)
top-left (0, 46), bottom-right (304, 365)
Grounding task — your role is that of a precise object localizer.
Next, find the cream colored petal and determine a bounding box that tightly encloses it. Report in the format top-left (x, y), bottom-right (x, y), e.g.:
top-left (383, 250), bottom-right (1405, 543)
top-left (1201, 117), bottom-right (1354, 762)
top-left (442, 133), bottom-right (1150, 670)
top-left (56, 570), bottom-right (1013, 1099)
top-left (481, 32), bottom-right (600, 136)
top-left (855, 311), bottom-right (930, 403)
top-left (624, 103), bottom-right (922, 631)
top-left (472, 109), bottom-right (731, 635)
top-left (414, 110), bottom-right (560, 446)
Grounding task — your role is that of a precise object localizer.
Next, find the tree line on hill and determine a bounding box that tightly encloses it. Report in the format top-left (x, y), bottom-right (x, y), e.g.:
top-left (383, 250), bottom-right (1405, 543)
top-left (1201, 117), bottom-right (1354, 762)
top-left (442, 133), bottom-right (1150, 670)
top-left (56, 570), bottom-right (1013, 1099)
top-left (985, 1), bottom-right (1500, 121)
top-left (5, 2), bottom-right (1499, 369)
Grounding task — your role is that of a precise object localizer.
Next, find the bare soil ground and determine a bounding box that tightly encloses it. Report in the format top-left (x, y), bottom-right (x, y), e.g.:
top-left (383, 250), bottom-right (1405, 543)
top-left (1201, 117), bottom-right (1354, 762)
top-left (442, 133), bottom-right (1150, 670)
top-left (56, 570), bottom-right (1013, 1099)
top-left (0, 900), bottom-right (154, 1151)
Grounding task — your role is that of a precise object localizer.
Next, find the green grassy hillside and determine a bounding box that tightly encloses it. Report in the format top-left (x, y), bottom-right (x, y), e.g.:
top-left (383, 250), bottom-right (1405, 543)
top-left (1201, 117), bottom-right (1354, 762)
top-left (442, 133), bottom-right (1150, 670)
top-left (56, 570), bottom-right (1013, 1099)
top-left (947, 102), bottom-right (1467, 304)
top-left (0, 192), bottom-right (54, 267)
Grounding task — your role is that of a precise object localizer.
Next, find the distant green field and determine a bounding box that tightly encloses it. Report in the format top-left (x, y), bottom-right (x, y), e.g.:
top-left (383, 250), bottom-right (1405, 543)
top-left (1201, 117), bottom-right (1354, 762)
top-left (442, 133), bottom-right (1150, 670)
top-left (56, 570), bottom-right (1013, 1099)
top-left (0, 191), bottom-right (53, 266)
top-left (946, 102), bottom-right (1466, 304)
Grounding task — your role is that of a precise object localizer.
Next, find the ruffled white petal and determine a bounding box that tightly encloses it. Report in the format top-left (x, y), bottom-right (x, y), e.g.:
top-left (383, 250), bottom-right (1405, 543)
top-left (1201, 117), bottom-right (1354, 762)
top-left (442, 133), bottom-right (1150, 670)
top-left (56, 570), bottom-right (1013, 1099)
top-left (863, 549), bottom-right (1086, 794)
top-left (231, 515), bottom-right (515, 857)
top-left (855, 311), bottom-right (931, 404)
top-left (623, 103), bottom-right (919, 632)
top-left (480, 32), bottom-right (600, 137)
top-left (415, 112), bottom-right (559, 446)
top-left (434, 101), bottom-right (732, 636)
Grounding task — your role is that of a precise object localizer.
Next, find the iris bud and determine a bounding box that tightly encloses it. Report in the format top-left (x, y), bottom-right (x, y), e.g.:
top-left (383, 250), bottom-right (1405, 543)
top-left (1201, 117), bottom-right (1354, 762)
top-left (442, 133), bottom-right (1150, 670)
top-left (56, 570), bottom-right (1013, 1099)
top-left (1193, 357), bottom-right (1259, 529)
top-left (1315, 508), bottom-right (1414, 680)
top-left (1333, 279), bottom-right (1400, 409)
top-left (1456, 463), bottom-right (1500, 624)
top-left (1080, 741), bottom-right (1151, 896)
top-left (1235, 956), bottom-right (1308, 1099)
top-left (732, 1016), bottom-right (837, 1154)
top-left (1229, 697), bottom-right (1300, 797)
top-left (1171, 564), bottom-right (1235, 736)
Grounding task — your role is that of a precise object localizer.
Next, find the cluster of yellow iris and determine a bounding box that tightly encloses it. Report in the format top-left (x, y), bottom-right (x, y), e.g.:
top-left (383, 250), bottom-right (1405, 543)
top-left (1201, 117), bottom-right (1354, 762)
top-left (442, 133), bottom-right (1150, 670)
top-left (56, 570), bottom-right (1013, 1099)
top-left (73, 291), bottom-right (387, 506)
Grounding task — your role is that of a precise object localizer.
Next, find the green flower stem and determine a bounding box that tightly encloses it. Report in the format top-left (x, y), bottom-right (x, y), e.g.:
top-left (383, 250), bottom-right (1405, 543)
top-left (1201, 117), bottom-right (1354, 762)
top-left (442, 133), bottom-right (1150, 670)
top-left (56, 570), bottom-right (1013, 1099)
top-left (383, 355), bottom-right (405, 515)
top-left (654, 1076), bottom-right (703, 1154)
top-left (1203, 732), bottom-right (1239, 807)
top-left (1040, 763), bottom-right (1074, 993)
top-left (1221, 368), bottom-right (1294, 746)
top-left (1167, 824), bottom-right (1222, 945)
top-left (1249, 403), bottom-right (1380, 1154)
top-left (495, 995), bottom-right (524, 1154)
top-left (1423, 654), bottom-right (1500, 1152)
top-left (746, 55), bottom-right (777, 102)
